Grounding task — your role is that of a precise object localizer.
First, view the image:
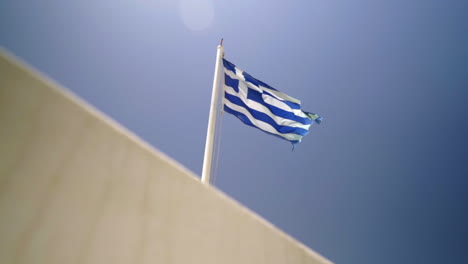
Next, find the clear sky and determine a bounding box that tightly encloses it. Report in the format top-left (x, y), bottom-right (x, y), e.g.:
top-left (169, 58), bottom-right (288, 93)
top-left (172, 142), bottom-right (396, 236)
top-left (1, 0), bottom-right (467, 263)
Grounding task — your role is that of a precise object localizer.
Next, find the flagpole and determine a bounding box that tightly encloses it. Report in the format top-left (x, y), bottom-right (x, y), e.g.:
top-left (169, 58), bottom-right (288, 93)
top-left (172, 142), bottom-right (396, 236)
top-left (201, 41), bottom-right (224, 184)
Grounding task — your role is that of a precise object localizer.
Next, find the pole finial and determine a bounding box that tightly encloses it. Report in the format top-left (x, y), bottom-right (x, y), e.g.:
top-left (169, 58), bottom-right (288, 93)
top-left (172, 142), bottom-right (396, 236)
top-left (220, 38), bottom-right (223, 46)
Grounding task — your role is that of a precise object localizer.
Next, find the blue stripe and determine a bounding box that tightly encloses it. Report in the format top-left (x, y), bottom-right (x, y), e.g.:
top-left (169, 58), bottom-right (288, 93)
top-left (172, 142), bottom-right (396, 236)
top-left (305, 112), bottom-right (323, 124)
top-left (224, 58), bottom-right (278, 91)
top-left (242, 70), bottom-right (277, 91)
top-left (246, 89), bottom-right (312, 125)
top-left (224, 73), bottom-right (239, 93)
top-left (224, 104), bottom-right (301, 145)
top-left (224, 93), bottom-right (309, 136)
top-left (223, 59), bottom-right (236, 73)
top-left (315, 116), bottom-right (323, 124)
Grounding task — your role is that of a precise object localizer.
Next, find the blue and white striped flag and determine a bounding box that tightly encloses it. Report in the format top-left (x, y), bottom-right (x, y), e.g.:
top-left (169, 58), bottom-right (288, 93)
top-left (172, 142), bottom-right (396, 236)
top-left (222, 58), bottom-right (322, 147)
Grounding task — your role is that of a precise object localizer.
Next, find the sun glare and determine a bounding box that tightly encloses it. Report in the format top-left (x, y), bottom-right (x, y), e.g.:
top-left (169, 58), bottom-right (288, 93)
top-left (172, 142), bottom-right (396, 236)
top-left (179, 0), bottom-right (214, 31)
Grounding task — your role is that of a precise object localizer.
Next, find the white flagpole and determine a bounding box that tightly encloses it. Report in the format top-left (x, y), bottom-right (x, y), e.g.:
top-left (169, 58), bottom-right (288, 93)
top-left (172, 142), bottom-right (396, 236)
top-left (201, 41), bottom-right (224, 184)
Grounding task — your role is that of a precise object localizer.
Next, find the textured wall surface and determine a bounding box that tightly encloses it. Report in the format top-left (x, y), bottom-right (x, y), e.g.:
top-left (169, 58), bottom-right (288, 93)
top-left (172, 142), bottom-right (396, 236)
top-left (0, 49), bottom-right (332, 264)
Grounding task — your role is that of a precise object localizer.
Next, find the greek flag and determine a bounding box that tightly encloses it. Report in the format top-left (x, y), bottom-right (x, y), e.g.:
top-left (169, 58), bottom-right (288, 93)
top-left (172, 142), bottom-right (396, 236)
top-left (222, 58), bottom-right (322, 147)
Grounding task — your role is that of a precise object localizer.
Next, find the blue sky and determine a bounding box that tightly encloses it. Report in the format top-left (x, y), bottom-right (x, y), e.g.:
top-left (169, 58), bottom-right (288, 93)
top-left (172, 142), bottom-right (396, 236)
top-left (1, 0), bottom-right (467, 263)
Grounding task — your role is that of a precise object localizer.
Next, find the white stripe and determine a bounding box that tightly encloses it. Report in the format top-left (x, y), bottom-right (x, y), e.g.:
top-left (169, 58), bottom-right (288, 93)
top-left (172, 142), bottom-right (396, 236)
top-left (224, 85), bottom-right (311, 130)
top-left (258, 86), bottom-right (301, 104)
top-left (225, 68), bottom-right (308, 118)
top-left (235, 68), bottom-right (245, 81)
top-left (224, 99), bottom-right (304, 142)
top-left (226, 67), bottom-right (301, 104)
top-left (261, 94), bottom-right (310, 119)
top-left (224, 68), bottom-right (237, 79)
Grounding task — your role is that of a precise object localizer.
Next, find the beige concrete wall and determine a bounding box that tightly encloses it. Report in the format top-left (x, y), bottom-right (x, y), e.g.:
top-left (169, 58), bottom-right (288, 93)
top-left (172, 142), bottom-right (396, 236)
top-left (0, 49), bottom-right (332, 264)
